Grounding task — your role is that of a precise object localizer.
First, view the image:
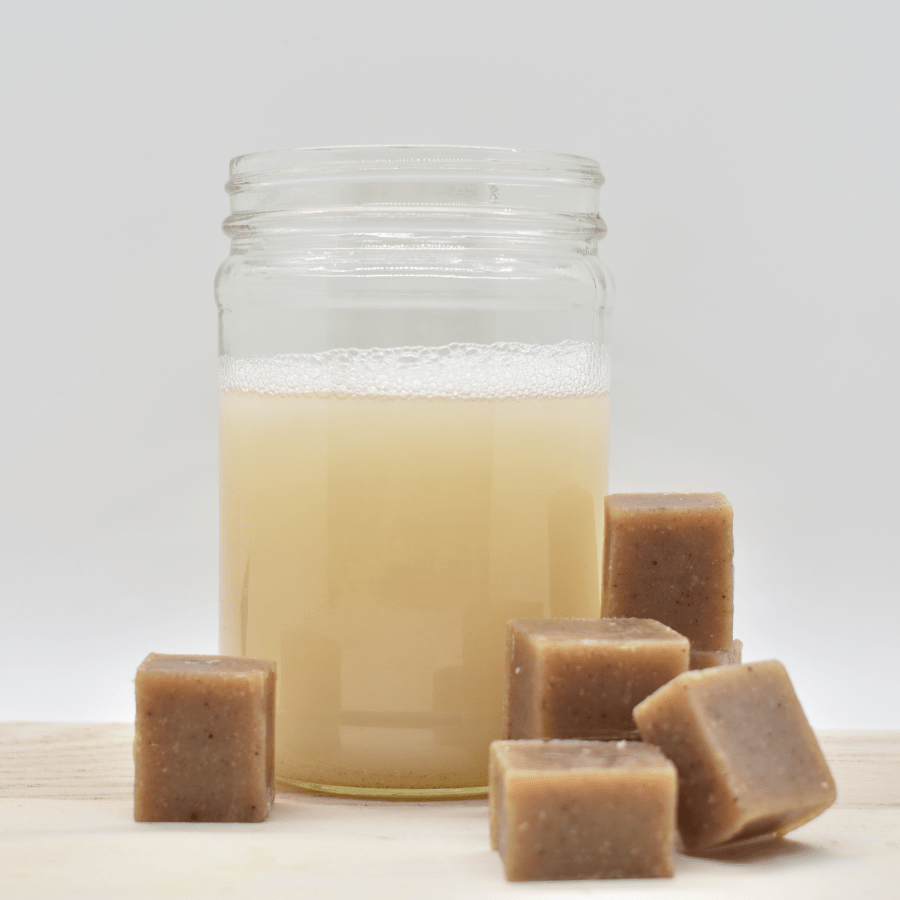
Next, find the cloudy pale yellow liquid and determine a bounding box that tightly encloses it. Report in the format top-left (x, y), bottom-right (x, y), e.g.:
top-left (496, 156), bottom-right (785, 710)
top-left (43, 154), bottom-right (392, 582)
top-left (220, 387), bottom-right (608, 796)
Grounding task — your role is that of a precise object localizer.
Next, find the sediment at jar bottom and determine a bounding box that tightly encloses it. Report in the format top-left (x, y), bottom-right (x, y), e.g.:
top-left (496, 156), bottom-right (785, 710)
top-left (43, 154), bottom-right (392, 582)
top-left (219, 382), bottom-right (609, 790)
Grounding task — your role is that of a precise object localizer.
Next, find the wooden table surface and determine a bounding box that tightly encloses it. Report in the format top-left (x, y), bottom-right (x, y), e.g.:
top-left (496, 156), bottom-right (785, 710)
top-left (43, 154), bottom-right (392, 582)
top-left (1, 724), bottom-right (898, 899)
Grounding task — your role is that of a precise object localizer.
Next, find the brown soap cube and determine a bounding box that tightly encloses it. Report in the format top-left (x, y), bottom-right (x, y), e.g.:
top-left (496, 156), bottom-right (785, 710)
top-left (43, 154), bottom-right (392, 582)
top-left (504, 617), bottom-right (689, 741)
top-left (490, 739), bottom-right (677, 880)
top-left (633, 660), bottom-right (836, 852)
top-left (134, 653), bottom-right (276, 822)
top-left (602, 492), bottom-right (734, 651)
top-left (690, 638), bottom-right (743, 670)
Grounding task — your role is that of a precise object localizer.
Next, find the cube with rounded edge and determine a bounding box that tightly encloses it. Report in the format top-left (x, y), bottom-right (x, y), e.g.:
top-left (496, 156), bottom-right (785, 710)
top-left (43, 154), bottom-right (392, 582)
top-left (602, 492), bottom-right (734, 651)
top-left (633, 660), bottom-right (836, 852)
top-left (134, 653), bottom-right (276, 822)
top-left (504, 617), bottom-right (689, 741)
top-left (490, 739), bottom-right (677, 881)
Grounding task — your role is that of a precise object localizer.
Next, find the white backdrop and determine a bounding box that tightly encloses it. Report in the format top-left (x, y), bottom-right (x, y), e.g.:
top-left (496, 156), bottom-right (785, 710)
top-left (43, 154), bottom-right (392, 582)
top-left (1, 1), bottom-right (897, 728)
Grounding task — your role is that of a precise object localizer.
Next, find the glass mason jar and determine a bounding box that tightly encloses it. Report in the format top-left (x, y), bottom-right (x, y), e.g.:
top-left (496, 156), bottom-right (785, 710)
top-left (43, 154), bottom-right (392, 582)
top-left (216, 146), bottom-right (613, 798)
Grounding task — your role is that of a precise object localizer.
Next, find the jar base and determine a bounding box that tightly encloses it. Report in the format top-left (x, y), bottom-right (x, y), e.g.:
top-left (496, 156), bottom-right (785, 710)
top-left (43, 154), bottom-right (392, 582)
top-left (276, 776), bottom-right (488, 801)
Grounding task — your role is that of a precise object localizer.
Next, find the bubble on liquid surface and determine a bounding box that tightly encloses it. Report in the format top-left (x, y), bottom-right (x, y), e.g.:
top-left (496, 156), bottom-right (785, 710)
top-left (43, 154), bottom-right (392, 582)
top-left (221, 341), bottom-right (609, 400)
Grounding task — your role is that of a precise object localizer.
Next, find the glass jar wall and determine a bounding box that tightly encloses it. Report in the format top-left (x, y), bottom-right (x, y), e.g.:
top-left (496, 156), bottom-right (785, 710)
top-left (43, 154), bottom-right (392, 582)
top-left (216, 146), bottom-right (613, 797)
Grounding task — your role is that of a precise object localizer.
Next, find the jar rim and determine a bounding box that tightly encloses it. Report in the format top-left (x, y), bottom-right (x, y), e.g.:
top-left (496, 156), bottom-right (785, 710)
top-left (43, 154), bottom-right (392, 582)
top-left (227, 145), bottom-right (603, 190)
top-left (225, 146), bottom-right (606, 228)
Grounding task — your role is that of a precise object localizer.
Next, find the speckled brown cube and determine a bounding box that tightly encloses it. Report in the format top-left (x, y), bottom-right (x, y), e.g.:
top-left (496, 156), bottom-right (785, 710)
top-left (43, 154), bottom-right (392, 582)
top-left (602, 493), bottom-right (734, 651)
top-left (503, 617), bottom-right (689, 741)
top-left (490, 739), bottom-right (677, 880)
top-left (134, 653), bottom-right (276, 822)
top-left (634, 660), bottom-right (836, 852)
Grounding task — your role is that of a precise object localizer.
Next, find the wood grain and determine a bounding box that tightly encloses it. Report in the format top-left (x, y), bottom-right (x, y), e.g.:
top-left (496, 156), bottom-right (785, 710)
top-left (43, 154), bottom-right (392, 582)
top-left (0, 723), bottom-right (133, 800)
top-left (0, 724), bottom-right (897, 806)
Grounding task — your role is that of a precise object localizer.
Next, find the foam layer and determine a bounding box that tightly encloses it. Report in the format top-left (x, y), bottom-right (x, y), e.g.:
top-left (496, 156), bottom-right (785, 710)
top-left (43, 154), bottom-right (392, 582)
top-left (220, 341), bottom-right (609, 400)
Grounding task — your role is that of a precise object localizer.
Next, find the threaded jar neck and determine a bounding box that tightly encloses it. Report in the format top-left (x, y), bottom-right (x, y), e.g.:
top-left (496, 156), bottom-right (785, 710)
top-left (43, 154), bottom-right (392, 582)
top-left (223, 146), bottom-right (607, 245)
